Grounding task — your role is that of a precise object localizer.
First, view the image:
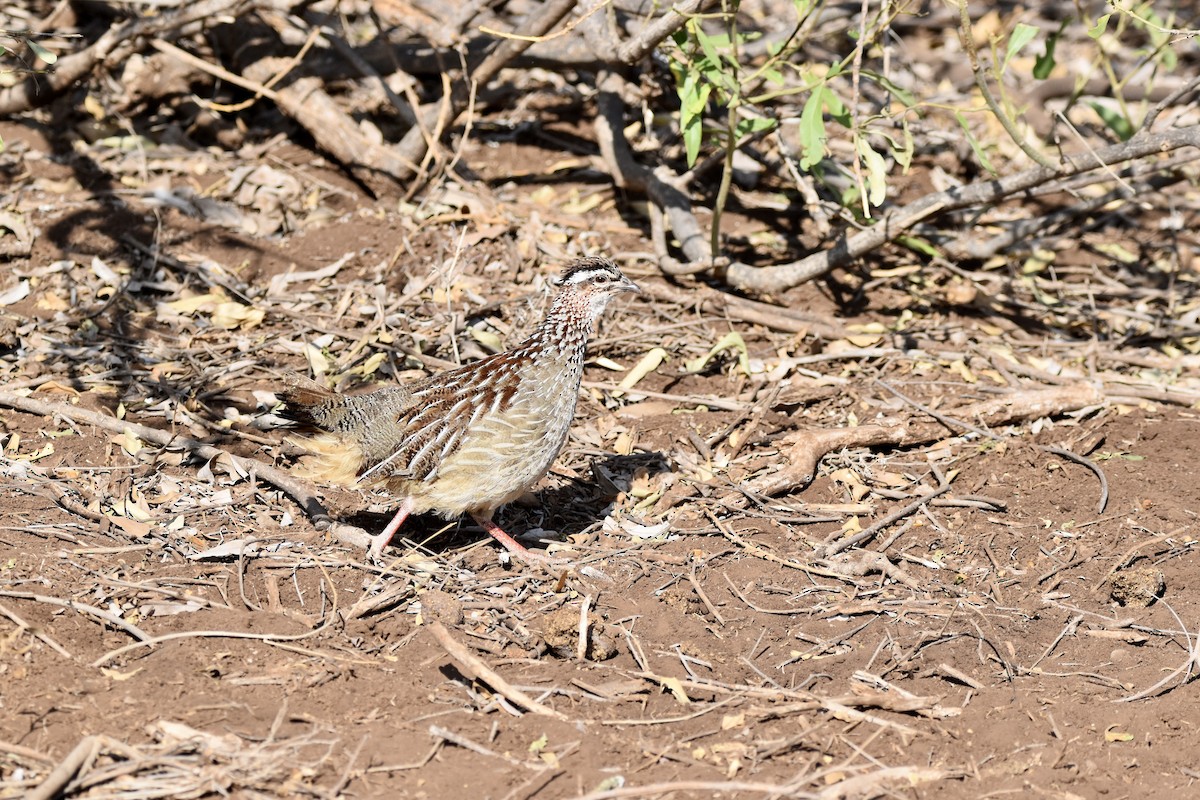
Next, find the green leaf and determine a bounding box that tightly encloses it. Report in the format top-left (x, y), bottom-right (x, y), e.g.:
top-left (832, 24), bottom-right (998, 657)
top-left (857, 138), bottom-right (888, 210)
top-left (692, 81), bottom-right (712, 117)
top-left (824, 89), bottom-right (851, 128)
top-left (860, 70), bottom-right (916, 108)
top-left (683, 115), bottom-right (703, 167)
top-left (1088, 101), bottom-right (1134, 141)
top-left (1033, 29), bottom-right (1059, 79)
top-left (734, 116), bottom-right (776, 139)
top-left (876, 124), bottom-right (914, 171)
top-left (954, 111), bottom-right (996, 174)
top-left (680, 72), bottom-right (711, 119)
top-left (897, 122), bottom-right (914, 171)
top-left (896, 235), bottom-right (940, 257)
top-left (1088, 13), bottom-right (1111, 39)
top-left (26, 39), bottom-right (57, 65)
top-left (694, 25), bottom-right (723, 70)
top-left (1004, 23), bottom-right (1040, 75)
top-left (798, 88), bottom-right (828, 170)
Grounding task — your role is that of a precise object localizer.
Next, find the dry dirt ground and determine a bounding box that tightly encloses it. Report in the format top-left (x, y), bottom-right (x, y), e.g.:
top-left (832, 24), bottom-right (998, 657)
top-left (1, 119), bottom-right (1199, 800)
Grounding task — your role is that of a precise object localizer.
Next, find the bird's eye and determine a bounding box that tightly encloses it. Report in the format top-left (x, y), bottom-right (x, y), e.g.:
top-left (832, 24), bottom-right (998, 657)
top-left (597, 275), bottom-right (611, 283)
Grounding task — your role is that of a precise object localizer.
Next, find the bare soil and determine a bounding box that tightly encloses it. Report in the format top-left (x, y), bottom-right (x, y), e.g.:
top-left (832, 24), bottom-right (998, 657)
top-left (1, 119), bottom-right (1199, 800)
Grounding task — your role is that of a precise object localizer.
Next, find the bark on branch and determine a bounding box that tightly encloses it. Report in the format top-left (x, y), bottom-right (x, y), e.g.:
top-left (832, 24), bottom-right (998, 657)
top-left (0, 0), bottom-right (254, 116)
top-left (749, 383), bottom-right (1105, 498)
top-left (723, 125), bottom-right (1200, 293)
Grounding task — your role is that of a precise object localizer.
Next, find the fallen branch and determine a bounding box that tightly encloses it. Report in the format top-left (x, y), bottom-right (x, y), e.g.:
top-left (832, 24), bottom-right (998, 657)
top-left (242, 57), bottom-right (420, 194)
top-left (387, 0), bottom-right (580, 186)
top-left (638, 279), bottom-right (849, 339)
top-left (427, 621), bottom-right (568, 720)
top-left (0, 589), bottom-right (151, 643)
top-left (750, 382), bottom-right (1105, 497)
top-left (27, 736), bottom-right (101, 800)
top-left (0, 389), bottom-right (372, 551)
top-left (0, 0), bottom-right (255, 115)
top-left (722, 125), bottom-right (1200, 292)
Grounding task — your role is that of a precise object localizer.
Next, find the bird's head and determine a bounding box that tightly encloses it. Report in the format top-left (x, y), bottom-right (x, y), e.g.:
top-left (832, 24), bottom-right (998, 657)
top-left (552, 256), bottom-right (640, 321)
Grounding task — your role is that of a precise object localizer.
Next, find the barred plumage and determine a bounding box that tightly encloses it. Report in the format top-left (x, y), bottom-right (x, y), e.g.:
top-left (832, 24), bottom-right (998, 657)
top-left (284, 256), bottom-right (639, 559)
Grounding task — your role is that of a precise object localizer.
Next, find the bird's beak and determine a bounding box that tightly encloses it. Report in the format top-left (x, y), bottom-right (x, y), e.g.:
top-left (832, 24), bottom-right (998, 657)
top-left (621, 275), bottom-right (641, 294)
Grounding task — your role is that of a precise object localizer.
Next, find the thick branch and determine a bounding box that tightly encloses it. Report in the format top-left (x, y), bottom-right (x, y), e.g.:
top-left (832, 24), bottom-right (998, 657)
top-left (616, 0), bottom-right (713, 63)
top-left (749, 383), bottom-right (1105, 498)
top-left (595, 73), bottom-right (710, 273)
top-left (242, 58), bottom-right (419, 193)
top-left (0, 0), bottom-right (252, 115)
top-left (724, 124), bottom-right (1200, 293)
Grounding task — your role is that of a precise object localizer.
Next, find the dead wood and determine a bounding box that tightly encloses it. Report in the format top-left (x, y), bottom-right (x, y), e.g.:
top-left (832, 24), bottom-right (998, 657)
top-left (387, 0), bottom-right (580, 186)
top-left (723, 124), bottom-right (1200, 292)
top-left (637, 280), bottom-right (849, 339)
top-left (749, 382), bottom-right (1105, 497)
top-left (0, 0), bottom-right (254, 116)
top-left (241, 58), bottom-right (421, 194)
top-left (595, 74), bottom-right (711, 275)
top-left (27, 735), bottom-right (99, 800)
top-left (0, 389), bottom-right (373, 551)
top-left (427, 621), bottom-right (568, 719)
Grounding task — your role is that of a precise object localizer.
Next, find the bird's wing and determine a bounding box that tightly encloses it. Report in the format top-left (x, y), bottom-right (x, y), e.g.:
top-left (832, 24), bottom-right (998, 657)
top-left (358, 351), bottom-right (528, 484)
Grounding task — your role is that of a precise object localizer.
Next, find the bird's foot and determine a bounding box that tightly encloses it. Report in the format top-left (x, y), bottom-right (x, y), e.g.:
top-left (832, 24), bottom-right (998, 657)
top-left (470, 514), bottom-right (574, 572)
top-left (365, 498), bottom-right (416, 563)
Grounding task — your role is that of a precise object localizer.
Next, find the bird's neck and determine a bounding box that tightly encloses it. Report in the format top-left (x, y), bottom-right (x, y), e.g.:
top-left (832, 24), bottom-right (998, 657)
top-left (522, 293), bottom-right (595, 362)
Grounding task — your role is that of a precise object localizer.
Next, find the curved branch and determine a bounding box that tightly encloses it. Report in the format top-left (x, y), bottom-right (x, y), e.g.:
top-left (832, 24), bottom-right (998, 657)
top-left (390, 0), bottom-right (579, 184)
top-left (723, 124), bottom-right (1200, 293)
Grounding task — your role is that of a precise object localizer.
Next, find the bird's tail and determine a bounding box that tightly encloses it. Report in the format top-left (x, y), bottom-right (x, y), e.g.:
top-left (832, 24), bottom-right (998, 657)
top-left (281, 377), bottom-right (412, 485)
top-left (280, 378), bottom-right (368, 485)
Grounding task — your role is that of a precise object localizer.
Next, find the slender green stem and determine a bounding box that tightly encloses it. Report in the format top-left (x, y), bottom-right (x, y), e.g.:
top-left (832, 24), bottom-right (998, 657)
top-left (955, 0), bottom-right (1055, 169)
top-left (711, 102), bottom-right (737, 259)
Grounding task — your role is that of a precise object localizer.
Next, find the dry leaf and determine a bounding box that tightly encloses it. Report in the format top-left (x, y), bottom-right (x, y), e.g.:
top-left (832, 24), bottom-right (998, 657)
top-left (164, 290), bottom-right (228, 314)
top-left (211, 301), bottom-right (265, 329)
top-left (100, 667), bottom-right (143, 681)
top-left (686, 331), bottom-right (750, 376)
top-left (0, 279), bottom-right (30, 306)
top-left (655, 675), bottom-right (690, 704)
top-left (33, 381), bottom-right (80, 396)
top-left (721, 713), bottom-right (745, 730)
top-left (304, 343), bottom-right (332, 378)
top-left (617, 348), bottom-right (668, 393)
top-left (1104, 726), bottom-right (1134, 743)
top-left (353, 351), bottom-right (387, 377)
top-left (107, 515), bottom-right (151, 538)
top-left (591, 356), bottom-right (626, 371)
top-left (121, 428), bottom-right (143, 457)
top-left (469, 327), bottom-right (503, 353)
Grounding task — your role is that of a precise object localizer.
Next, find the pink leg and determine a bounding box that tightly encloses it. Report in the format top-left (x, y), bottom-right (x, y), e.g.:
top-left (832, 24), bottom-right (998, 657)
top-left (470, 513), bottom-right (527, 553)
top-left (370, 496), bottom-right (415, 559)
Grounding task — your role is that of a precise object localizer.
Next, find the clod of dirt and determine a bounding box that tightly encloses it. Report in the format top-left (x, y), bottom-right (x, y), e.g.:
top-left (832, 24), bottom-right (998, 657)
top-left (659, 583), bottom-right (707, 615)
top-left (419, 589), bottom-right (464, 626)
top-left (1109, 566), bottom-right (1166, 607)
top-left (0, 313), bottom-right (18, 354)
top-left (540, 606), bottom-right (617, 661)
